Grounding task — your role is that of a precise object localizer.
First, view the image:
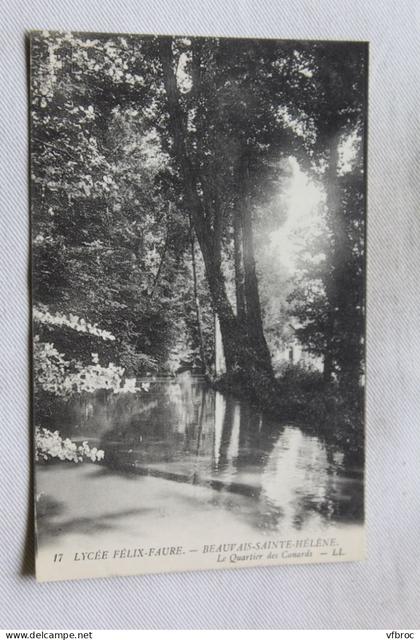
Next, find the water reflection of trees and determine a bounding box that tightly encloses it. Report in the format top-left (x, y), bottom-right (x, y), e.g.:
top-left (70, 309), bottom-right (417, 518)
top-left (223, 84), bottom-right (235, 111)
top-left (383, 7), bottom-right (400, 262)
top-left (50, 375), bottom-right (363, 529)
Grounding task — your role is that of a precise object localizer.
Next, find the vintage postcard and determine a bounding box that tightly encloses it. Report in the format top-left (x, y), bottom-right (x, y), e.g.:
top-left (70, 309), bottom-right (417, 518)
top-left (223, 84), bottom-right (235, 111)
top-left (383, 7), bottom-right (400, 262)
top-left (31, 32), bottom-right (367, 581)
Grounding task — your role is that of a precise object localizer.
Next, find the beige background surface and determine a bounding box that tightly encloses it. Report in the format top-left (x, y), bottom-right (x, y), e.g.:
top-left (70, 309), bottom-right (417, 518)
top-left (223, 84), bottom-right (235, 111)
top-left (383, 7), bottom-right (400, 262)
top-left (0, 0), bottom-right (419, 628)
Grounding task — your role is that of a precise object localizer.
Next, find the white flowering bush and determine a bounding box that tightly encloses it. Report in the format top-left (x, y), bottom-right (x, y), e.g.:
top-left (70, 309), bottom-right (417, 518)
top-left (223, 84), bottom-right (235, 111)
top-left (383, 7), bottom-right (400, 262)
top-left (34, 339), bottom-right (131, 396)
top-left (33, 336), bottom-right (68, 395)
top-left (66, 357), bottom-right (126, 394)
top-left (33, 305), bottom-right (115, 341)
top-left (35, 426), bottom-right (104, 463)
top-left (33, 307), bottom-right (145, 464)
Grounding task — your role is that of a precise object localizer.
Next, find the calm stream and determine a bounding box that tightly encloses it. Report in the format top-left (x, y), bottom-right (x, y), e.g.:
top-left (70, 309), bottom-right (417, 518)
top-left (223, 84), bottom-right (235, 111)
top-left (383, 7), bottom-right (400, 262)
top-left (46, 373), bottom-right (363, 533)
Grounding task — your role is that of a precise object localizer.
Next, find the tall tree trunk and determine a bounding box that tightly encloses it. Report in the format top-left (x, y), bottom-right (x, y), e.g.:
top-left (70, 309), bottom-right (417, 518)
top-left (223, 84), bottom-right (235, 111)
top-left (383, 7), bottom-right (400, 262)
top-left (240, 157), bottom-right (273, 376)
top-left (150, 202), bottom-right (172, 298)
top-left (150, 229), bottom-right (169, 299)
top-left (158, 37), bottom-right (277, 403)
top-left (214, 313), bottom-right (226, 376)
top-left (323, 132), bottom-right (340, 385)
top-left (324, 130), bottom-right (360, 390)
top-left (189, 224), bottom-right (207, 376)
top-left (233, 205), bottom-right (246, 325)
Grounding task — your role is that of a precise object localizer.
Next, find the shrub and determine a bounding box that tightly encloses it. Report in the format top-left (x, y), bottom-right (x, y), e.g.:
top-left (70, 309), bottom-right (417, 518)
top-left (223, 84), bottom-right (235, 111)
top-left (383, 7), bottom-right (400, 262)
top-left (35, 426), bottom-right (105, 463)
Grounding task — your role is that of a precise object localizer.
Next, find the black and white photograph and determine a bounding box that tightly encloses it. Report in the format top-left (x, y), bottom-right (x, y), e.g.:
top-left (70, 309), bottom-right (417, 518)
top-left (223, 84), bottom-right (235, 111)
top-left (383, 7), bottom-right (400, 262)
top-left (31, 31), bottom-right (367, 581)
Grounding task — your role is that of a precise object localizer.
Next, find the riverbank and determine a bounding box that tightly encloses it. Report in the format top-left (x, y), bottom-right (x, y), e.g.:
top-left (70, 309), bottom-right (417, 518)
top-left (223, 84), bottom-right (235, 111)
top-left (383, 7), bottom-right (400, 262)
top-left (213, 364), bottom-right (364, 464)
